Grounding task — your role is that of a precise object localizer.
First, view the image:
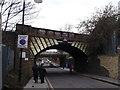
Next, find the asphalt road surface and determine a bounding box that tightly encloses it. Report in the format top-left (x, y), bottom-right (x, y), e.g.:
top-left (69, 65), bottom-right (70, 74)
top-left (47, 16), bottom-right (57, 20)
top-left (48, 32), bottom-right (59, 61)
top-left (46, 67), bottom-right (119, 90)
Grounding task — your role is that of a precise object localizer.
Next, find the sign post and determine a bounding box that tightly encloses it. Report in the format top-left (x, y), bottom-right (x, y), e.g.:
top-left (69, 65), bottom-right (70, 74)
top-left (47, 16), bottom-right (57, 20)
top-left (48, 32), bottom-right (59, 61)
top-left (17, 35), bottom-right (28, 83)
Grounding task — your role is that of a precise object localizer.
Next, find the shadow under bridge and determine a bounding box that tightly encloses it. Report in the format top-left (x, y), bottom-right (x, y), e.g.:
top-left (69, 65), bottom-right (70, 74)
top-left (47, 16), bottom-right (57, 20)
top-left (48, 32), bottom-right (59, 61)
top-left (36, 42), bottom-right (88, 72)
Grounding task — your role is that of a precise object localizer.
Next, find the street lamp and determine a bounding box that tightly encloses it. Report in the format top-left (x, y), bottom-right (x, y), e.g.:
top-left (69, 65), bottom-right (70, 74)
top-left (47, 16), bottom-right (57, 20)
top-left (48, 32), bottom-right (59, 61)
top-left (18, 0), bottom-right (43, 83)
top-left (34, 0), bottom-right (43, 3)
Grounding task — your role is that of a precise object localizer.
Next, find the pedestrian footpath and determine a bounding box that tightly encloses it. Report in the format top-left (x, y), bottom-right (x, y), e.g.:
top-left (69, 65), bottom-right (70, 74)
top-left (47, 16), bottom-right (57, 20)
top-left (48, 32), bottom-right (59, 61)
top-left (61, 67), bottom-right (120, 86)
top-left (23, 77), bottom-right (48, 90)
top-left (81, 74), bottom-right (120, 86)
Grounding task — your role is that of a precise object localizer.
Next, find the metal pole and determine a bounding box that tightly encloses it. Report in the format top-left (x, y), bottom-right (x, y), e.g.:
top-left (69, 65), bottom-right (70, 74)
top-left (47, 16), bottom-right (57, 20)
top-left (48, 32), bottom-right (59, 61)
top-left (18, 0), bottom-right (43, 83)
top-left (0, 2), bottom-right (2, 89)
top-left (18, 0), bottom-right (25, 83)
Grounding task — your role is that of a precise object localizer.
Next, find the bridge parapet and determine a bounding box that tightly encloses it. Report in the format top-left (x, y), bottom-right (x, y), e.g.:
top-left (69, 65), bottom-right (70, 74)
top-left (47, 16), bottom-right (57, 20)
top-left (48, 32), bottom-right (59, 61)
top-left (16, 24), bottom-right (89, 43)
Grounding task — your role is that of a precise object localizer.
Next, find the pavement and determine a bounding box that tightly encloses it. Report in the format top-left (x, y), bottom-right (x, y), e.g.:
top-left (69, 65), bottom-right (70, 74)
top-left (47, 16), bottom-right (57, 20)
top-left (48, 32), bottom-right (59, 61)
top-left (62, 67), bottom-right (120, 86)
top-left (23, 77), bottom-right (49, 90)
top-left (81, 73), bottom-right (120, 86)
top-left (23, 67), bottom-right (120, 89)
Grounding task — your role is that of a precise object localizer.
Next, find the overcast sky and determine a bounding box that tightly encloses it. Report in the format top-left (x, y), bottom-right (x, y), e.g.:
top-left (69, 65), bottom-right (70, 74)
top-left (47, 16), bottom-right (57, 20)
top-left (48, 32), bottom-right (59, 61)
top-left (31, 0), bottom-right (120, 33)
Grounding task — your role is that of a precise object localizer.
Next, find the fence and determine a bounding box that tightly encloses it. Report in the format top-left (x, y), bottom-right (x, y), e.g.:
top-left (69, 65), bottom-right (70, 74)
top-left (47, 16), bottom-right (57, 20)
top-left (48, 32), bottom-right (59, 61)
top-left (2, 44), bottom-right (14, 88)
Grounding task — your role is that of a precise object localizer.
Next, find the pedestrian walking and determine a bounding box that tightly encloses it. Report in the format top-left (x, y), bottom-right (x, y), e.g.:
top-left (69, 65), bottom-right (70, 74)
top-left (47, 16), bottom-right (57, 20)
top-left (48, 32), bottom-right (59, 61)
top-left (69, 64), bottom-right (72, 72)
top-left (38, 63), bottom-right (47, 84)
top-left (32, 64), bottom-right (39, 83)
top-left (71, 64), bottom-right (74, 71)
top-left (69, 64), bottom-right (74, 72)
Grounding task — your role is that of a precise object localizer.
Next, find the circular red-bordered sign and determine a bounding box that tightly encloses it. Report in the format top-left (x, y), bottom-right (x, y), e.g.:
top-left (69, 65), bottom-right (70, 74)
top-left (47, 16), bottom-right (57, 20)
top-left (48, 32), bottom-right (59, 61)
top-left (19, 39), bottom-right (26, 45)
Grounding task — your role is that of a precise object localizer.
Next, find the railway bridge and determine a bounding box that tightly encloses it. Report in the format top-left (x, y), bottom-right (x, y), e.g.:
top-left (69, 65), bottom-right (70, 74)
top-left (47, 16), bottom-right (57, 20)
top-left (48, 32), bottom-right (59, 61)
top-left (15, 24), bottom-right (88, 73)
top-left (2, 24), bottom-right (119, 81)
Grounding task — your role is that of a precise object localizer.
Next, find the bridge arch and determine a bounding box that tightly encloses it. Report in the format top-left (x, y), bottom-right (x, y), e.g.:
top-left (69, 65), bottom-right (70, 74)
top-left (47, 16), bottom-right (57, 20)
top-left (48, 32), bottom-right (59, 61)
top-left (34, 42), bottom-right (88, 72)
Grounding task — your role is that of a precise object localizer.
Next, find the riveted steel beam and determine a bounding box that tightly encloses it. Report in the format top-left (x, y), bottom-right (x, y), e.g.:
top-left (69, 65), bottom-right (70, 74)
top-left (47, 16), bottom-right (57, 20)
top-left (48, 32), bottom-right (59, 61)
top-left (34, 37), bottom-right (41, 51)
top-left (30, 38), bottom-right (38, 55)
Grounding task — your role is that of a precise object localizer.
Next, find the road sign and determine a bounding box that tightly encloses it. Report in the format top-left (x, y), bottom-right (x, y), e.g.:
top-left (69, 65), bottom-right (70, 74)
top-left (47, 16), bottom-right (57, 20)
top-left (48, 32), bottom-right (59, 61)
top-left (18, 35), bottom-right (28, 48)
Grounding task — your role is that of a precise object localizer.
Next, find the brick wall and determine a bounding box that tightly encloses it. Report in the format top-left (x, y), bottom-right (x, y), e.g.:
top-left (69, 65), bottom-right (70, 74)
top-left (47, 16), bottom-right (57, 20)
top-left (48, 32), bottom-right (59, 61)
top-left (98, 55), bottom-right (118, 79)
top-left (117, 47), bottom-right (120, 80)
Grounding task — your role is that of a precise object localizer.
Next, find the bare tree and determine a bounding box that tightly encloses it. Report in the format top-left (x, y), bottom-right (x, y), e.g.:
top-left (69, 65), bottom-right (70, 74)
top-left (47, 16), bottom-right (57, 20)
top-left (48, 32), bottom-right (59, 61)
top-left (76, 3), bottom-right (117, 34)
top-left (76, 3), bottom-right (118, 55)
top-left (64, 24), bottom-right (73, 32)
top-left (59, 23), bottom-right (73, 32)
top-left (1, 0), bottom-right (40, 31)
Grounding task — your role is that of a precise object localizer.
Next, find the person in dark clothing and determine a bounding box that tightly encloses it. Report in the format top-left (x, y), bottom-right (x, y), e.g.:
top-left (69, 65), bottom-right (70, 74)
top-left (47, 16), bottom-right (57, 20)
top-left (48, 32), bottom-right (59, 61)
top-left (32, 64), bottom-right (39, 83)
top-left (38, 63), bottom-right (47, 84)
top-left (70, 64), bottom-right (74, 72)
